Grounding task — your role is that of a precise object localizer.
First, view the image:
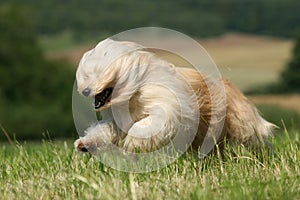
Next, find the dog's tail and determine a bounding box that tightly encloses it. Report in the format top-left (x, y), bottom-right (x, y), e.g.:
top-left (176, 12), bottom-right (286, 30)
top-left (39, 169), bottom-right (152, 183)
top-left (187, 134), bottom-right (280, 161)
top-left (224, 80), bottom-right (277, 144)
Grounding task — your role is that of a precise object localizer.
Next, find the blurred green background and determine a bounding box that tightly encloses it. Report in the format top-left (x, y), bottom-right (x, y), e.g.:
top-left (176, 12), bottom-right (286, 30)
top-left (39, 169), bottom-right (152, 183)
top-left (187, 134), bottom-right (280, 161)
top-left (0, 0), bottom-right (300, 141)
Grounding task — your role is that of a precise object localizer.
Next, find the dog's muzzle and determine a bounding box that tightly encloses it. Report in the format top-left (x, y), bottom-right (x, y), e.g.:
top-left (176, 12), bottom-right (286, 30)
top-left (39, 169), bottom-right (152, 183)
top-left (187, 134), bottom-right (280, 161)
top-left (94, 87), bottom-right (113, 109)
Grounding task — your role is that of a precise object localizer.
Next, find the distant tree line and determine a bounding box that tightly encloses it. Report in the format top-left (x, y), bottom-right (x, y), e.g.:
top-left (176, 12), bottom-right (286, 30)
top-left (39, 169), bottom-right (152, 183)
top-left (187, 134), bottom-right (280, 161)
top-left (2, 0), bottom-right (300, 38)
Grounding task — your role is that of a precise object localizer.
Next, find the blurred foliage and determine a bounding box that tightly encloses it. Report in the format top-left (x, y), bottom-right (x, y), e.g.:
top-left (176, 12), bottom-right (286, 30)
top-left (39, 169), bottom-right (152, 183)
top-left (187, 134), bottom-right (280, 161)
top-left (0, 4), bottom-right (75, 140)
top-left (281, 31), bottom-right (300, 92)
top-left (247, 31), bottom-right (300, 94)
top-left (1, 0), bottom-right (300, 38)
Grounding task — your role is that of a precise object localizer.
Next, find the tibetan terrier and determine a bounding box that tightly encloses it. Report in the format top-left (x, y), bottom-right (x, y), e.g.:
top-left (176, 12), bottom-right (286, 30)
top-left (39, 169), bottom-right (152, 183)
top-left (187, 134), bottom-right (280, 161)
top-left (74, 38), bottom-right (275, 155)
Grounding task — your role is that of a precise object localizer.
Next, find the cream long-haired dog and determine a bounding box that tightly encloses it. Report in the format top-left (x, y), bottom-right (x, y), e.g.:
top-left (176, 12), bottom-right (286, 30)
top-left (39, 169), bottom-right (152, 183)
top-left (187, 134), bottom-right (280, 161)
top-left (74, 38), bottom-right (275, 154)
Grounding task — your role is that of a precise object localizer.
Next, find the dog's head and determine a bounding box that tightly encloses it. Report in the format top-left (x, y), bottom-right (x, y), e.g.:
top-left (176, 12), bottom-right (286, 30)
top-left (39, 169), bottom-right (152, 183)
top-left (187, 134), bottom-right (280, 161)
top-left (76, 39), bottom-right (152, 111)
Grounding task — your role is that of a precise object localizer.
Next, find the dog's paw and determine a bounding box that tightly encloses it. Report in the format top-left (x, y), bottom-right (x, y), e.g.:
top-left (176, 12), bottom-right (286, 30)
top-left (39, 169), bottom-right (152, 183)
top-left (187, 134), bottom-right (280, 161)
top-left (74, 139), bottom-right (89, 153)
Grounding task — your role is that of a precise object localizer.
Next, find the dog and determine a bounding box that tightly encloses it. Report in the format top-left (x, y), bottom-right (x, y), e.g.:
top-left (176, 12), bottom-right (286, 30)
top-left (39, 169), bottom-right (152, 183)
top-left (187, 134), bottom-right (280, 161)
top-left (74, 38), bottom-right (276, 155)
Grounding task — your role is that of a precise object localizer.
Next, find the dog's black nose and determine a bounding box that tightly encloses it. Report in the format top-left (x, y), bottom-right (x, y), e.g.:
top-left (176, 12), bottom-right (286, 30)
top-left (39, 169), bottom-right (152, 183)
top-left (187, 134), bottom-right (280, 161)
top-left (81, 147), bottom-right (88, 152)
top-left (82, 88), bottom-right (91, 96)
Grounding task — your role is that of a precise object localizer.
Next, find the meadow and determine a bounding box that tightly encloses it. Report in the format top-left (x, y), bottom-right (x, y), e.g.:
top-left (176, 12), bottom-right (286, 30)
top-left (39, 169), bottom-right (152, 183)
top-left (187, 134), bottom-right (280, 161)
top-left (1, 129), bottom-right (299, 199)
top-left (1, 33), bottom-right (299, 199)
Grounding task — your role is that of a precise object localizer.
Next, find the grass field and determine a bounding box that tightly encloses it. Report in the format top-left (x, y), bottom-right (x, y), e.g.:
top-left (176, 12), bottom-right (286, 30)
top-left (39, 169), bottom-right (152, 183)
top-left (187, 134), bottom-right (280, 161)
top-left (1, 130), bottom-right (299, 199)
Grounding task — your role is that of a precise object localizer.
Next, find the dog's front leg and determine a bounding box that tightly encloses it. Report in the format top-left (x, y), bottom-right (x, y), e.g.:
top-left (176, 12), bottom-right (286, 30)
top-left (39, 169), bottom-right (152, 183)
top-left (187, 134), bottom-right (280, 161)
top-left (122, 115), bottom-right (177, 152)
top-left (74, 121), bottom-right (120, 153)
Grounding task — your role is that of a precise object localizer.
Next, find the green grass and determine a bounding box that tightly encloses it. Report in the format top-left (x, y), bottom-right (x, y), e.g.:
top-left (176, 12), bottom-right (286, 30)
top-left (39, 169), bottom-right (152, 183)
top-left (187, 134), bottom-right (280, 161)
top-left (1, 131), bottom-right (300, 200)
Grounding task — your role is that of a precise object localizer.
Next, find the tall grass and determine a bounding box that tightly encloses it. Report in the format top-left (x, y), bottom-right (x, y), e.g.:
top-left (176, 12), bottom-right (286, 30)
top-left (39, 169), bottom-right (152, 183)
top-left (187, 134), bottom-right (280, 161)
top-left (1, 130), bottom-right (299, 200)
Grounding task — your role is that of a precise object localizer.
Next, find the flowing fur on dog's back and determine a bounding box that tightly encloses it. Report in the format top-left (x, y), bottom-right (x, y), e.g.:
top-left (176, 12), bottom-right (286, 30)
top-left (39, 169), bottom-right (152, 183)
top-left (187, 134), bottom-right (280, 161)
top-left (178, 68), bottom-right (276, 146)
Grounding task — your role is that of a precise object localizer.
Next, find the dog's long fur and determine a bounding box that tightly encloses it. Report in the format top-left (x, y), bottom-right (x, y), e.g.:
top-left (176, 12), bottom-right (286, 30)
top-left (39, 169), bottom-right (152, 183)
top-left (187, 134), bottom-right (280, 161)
top-left (74, 39), bottom-right (276, 154)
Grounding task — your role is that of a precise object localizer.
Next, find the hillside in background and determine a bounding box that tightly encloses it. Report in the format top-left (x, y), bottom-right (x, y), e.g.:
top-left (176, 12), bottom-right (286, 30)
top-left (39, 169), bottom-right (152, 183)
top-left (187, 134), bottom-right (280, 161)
top-left (45, 33), bottom-right (292, 91)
